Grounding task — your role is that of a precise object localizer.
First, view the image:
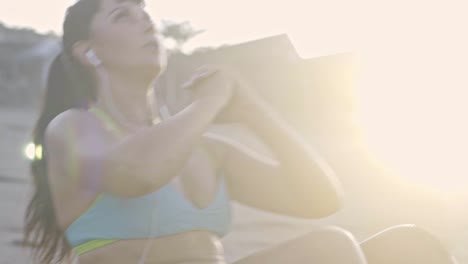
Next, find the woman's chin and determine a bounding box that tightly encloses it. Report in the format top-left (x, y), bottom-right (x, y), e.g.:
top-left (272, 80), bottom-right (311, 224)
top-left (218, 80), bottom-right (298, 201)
top-left (145, 55), bottom-right (167, 74)
top-left (138, 63), bottom-right (165, 79)
top-left (120, 56), bottom-right (167, 79)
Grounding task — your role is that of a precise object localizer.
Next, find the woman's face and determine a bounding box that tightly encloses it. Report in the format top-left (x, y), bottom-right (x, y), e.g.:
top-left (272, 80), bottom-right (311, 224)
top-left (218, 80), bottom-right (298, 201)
top-left (88, 0), bottom-right (166, 76)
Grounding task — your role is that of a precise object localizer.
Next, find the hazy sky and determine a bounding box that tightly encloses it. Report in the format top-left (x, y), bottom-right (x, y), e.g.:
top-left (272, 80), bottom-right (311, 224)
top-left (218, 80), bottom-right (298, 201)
top-left (2, 0), bottom-right (468, 189)
top-left (0, 0), bottom-right (396, 57)
top-left (1, 1), bottom-right (466, 57)
top-left (0, 0), bottom-right (350, 58)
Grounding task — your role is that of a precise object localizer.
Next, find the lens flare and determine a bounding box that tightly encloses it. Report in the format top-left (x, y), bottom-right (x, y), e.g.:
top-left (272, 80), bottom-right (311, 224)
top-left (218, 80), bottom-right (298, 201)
top-left (25, 142), bottom-right (35, 160)
top-left (35, 144), bottom-right (43, 160)
top-left (24, 142), bottom-right (42, 160)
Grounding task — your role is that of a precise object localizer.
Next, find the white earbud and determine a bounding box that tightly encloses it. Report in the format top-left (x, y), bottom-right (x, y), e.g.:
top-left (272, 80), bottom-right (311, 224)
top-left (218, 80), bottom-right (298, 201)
top-left (85, 49), bottom-right (102, 66)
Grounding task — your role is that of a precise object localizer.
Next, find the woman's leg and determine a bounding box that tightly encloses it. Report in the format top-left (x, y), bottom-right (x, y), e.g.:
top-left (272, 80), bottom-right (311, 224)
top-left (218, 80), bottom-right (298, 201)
top-left (233, 226), bottom-right (367, 264)
top-left (360, 224), bottom-right (458, 264)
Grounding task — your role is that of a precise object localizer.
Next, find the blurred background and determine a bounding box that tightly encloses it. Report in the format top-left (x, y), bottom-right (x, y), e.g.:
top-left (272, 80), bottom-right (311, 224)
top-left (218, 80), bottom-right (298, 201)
top-left (0, 0), bottom-right (467, 263)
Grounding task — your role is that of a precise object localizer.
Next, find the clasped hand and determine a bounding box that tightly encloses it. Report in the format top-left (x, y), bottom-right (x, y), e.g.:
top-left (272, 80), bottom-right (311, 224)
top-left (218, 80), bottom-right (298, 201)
top-left (182, 64), bottom-right (263, 123)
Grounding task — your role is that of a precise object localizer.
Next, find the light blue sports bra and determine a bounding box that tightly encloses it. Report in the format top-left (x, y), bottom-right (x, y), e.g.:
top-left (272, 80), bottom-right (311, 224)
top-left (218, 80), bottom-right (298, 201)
top-left (64, 106), bottom-right (232, 255)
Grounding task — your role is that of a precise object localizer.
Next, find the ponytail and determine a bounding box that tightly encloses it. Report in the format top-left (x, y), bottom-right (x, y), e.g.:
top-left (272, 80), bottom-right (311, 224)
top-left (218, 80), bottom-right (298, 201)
top-left (23, 0), bottom-right (113, 262)
top-left (24, 47), bottom-right (99, 264)
top-left (23, 50), bottom-right (97, 263)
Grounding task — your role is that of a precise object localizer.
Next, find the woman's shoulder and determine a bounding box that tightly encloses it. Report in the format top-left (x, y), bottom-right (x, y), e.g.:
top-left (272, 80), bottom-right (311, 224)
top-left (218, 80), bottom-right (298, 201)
top-left (47, 108), bottom-right (109, 136)
top-left (45, 108), bottom-right (115, 153)
top-left (47, 108), bottom-right (97, 132)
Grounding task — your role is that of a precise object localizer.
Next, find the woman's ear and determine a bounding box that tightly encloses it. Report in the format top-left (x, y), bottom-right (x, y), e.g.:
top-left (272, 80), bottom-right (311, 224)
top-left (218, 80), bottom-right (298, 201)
top-left (71, 41), bottom-right (96, 67)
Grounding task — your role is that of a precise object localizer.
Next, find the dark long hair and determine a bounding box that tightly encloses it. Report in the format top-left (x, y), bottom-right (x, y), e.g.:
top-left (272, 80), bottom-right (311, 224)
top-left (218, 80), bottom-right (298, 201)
top-left (23, 0), bottom-right (101, 263)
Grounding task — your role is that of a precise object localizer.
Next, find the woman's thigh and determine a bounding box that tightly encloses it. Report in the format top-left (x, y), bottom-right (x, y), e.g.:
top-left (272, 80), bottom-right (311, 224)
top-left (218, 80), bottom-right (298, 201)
top-left (232, 226), bottom-right (367, 264)
top-left (360, 224), bottom-right (457, 264)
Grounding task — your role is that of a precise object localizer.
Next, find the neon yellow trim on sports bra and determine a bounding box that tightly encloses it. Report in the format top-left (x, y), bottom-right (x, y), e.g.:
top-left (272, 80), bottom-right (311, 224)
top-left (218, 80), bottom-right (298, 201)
top-left (74, 239), bottom-right (119, 256)
top-left (67, 193), bottom-right (106, 254)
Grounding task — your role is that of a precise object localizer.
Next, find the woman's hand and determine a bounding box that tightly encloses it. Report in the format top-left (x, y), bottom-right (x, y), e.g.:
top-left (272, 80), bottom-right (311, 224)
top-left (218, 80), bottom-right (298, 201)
top-left (182, 64), bottom-right (264, 123)
top-left (181, 65), bottom-right (234, 115)
top-left (181, 66), bottom-right (221, 94)
top-left (214, 66), bottom-right (265, 123)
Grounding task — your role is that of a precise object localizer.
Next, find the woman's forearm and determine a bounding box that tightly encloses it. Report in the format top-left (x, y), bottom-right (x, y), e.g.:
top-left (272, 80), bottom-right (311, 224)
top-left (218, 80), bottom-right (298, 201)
top-left (242, 100), bottom-right (344, 211)
top-left (102, 97), bottom-right (224, 197)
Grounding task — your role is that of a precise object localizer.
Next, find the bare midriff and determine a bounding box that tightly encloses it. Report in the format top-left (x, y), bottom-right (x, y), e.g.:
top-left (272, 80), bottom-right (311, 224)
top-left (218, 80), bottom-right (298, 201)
top-left (77, 230), bottom-right (227, 264)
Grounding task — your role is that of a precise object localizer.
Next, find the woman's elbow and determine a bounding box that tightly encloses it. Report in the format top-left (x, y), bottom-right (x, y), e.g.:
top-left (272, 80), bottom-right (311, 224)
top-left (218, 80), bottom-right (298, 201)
top-left (307, 194), bottom-right (343, 218)
top-left (317, 189), bottom-right (344, 217)
top-left (296, 184), bottom-right (344, 219)
top-left (312, 169), bottom-right (345, 217)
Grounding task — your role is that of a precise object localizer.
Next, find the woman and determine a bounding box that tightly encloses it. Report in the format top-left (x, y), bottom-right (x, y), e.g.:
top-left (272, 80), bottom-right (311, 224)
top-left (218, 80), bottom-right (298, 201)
top-left (23, 0), bottom-right (458, 263)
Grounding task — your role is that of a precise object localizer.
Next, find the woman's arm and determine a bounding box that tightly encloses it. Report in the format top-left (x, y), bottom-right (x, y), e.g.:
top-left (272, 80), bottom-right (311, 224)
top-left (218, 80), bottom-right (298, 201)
top-left (46, 96), bottom-right (227, 198)
top-left (223, 98), bottom-right (344, 218)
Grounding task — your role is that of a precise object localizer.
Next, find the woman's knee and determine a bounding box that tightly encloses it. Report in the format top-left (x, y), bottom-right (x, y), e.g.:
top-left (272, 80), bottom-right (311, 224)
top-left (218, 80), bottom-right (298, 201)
top-left (234, 226), bottom-right (366, 264)
top-left (310, 225), bottom-right (359, 245)
top-left (362, 224), bottom-right (446, 249)
top-left (299, 225), bottom-right (367, 263)
top-left (361, 224), bottom-right (455, 264)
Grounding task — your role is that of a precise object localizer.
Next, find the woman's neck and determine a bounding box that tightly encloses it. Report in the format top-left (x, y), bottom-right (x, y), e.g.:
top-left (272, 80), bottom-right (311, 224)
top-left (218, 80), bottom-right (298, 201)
top-left (94, 69), bottom-right (160, 132)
